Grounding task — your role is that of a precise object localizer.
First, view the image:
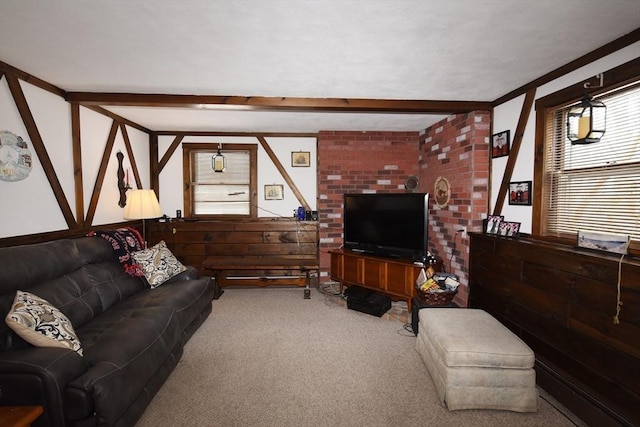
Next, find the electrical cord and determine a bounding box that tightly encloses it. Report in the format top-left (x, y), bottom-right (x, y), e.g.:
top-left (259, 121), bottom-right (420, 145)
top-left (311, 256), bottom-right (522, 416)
top-left (449, 230), bottom-right (463, 273)
top-left (613, 239), bottom-right (631, 324)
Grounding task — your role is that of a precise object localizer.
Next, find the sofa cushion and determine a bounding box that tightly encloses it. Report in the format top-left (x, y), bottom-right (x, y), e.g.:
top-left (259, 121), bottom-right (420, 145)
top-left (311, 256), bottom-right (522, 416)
top-left (5, 290), bottom-right (83, 356)
top-left (132, 241), bottom-right (186, 288)
top-left (70, 277), bottom-right (211, 425)
top-left (418, 308), bottom-right (534, 369)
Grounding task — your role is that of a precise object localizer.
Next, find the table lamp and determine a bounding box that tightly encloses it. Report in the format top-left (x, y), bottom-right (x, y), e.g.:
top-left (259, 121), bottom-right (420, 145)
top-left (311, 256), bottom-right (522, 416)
top-left (123, 189), bottom-right (162, 247)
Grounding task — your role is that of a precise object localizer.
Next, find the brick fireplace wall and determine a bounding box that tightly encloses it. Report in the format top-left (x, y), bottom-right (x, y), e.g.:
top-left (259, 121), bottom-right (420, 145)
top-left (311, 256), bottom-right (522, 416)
top-left (317, 114), bottom-right (489, 307)
top-left (418, 112), bottom-right (490, 306)
top-left (317, 130), bottom-right (420, 280)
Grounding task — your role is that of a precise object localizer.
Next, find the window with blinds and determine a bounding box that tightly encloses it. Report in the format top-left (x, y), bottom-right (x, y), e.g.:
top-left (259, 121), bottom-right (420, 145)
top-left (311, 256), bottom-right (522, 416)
top-left (183, 143), bottom-right (257, 218)
top-left (542, 81), bottom-right (640, 246)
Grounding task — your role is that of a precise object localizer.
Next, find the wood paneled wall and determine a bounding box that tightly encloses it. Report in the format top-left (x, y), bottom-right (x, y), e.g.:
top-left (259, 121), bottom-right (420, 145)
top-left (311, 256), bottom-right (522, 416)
top-left (147, 218), bottom-right (318, 277)
top-left (469, 233), bottom-right (639, 427)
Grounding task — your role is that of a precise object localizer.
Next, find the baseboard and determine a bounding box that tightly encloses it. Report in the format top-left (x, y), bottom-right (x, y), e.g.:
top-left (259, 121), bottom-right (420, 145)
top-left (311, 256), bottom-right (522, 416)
top-left (535, 358), bottom-right (636, 427)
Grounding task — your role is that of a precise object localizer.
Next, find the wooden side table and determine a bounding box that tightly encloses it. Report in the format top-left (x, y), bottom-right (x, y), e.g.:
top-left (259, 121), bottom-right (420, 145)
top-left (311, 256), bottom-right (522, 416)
top-left (0, 406), bottom-right (43, 427)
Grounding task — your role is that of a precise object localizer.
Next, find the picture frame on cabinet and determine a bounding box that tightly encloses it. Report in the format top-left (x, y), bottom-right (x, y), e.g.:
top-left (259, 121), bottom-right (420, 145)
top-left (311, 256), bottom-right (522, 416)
top-left (492, 130), bottom-right (510, 158)
top-left (484, 215), bottom-right (504, 234)
top-left (291, 151), bottom-right (310, 167)
top-left (498, 221), bottom-right (521, 237)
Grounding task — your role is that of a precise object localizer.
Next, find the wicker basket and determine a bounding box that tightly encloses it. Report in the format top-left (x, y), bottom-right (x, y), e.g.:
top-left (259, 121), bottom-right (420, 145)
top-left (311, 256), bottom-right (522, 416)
top-left (416, 288), bottom-right (458, 305)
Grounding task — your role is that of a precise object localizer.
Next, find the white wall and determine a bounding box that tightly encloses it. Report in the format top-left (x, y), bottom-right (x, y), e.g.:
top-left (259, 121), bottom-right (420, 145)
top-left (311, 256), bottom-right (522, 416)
top-left (0, 78), bottom-right (72, 237)
top-left (158, 135), bottom-right (317, 219)
top-left (490, 41), bottom-right (640, 233)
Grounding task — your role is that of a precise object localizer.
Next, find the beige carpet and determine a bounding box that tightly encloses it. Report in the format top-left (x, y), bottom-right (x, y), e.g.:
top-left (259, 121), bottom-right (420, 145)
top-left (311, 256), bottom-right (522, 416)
top-left (135, 287), bottom-right (581, 427)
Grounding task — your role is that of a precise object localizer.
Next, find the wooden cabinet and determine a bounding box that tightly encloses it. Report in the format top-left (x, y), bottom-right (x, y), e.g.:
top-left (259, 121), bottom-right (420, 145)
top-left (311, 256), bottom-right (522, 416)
top-left (330, 249), bottom-right (439, 309)
top-left (469, 232), bottom-right (640, 427)
top-left (147, 219), bottom-right (318, 288)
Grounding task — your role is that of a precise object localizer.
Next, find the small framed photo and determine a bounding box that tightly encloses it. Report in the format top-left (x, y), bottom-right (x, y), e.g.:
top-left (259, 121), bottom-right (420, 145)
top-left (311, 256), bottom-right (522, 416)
top-left (484, 215), bottom-right (504, 234)
top-left (508, 181), bottom-right (532, 206)
top-left (291, 151), bottom-right (311, 167)
top-left (492, 130), bottom-right (510, 158)
top-left (264, 184), bottom-right (284, 200)
top-left (498, 221), bottom-right (521, 237)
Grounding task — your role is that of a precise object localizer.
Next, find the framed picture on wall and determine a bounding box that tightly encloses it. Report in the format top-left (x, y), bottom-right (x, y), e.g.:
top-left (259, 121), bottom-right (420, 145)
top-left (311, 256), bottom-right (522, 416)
top-left (264, 184), bottom-right (284, 200)
top-left (508, 181), bottom-right (532, 206)
top-left (492, 130), bottom-right (510, 158)
top-left (291, 151), bottom-right (310, 167)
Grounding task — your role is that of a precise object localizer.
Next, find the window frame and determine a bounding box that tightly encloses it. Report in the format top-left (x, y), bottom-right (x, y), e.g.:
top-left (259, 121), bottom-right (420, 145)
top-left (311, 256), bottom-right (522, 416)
top-left (182, 143), bottom-right (258, 219)
top-left (533, 60), bottom-right (640, 256)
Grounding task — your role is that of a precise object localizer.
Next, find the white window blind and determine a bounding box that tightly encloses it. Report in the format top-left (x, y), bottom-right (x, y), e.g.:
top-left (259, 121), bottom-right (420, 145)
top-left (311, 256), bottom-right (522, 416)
top-left (191, 150), bottom-right (250, 215)
top-left (543, 82), bottom-right (640, 244)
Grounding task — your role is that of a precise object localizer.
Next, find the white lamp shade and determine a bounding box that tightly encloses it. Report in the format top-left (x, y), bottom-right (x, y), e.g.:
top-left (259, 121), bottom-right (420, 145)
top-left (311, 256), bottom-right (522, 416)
top-left (123, 189), bottom-right (162, 220)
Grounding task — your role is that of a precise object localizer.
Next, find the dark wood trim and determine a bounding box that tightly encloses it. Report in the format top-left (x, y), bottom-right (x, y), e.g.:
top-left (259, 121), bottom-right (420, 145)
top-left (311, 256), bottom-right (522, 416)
top-left (153, 131), bottom-right (318, 137)
top-left (86, 120), bottom-right (119, 225)
top-left (531, 108), bottom-right (546, 237)
top-left (150, 133), bottom-right (160, 193)
top-left (535, 57), bottom-right (640, 109)
top-left (71, 103), bottom-right (85, 227)
top-left (0, 221), bottom-right (143, 248)
top-left (79, 104), bottom-right (151, 134)
top-left (0, 60), bottom-right (67, 98)
top-left (66, 92), bottom-right (491, 114)
top-left (492, 89), bottom-right (536, 215)
top-left (535, 357), bottom-right (636, 427)
top-left (257, 136), bottom-right (311, 211)
top-left (493, 27), bottom-right (640, 106)
top-left (158, 134), bottom-right (184, 173)
top-left (181, 143), bottom-right (258, 218)
top-left (120, 124), bottom-right (142, 189)
top-left (5, 73), bottom-right (76, 228)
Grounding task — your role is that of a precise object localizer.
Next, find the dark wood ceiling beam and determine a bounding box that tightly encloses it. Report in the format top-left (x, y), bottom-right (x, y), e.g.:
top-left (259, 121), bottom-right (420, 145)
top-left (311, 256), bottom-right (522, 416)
top-left (66, 93), bottom-right (491, 114)
top-left (1, 61), bottom-right (67, 98)
top-left (81, 104), bottom-right (151, 134)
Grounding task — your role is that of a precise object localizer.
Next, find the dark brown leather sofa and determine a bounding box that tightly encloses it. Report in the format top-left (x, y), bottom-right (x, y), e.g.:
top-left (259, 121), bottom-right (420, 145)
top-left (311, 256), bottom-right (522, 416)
top-left (0, 236), bottom-right (215, 426)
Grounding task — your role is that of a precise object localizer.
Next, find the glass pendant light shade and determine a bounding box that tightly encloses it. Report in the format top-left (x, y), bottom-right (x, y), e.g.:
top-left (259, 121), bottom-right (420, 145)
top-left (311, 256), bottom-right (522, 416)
top-left (567, 94), bottom-right (607, 145)
top-left (212, 144), bottom-right (225, 172)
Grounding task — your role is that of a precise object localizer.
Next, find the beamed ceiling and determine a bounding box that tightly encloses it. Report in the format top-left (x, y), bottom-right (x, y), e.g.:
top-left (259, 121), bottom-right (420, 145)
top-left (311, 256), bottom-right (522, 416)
top-left (1, 0), bottom-right (639, 133)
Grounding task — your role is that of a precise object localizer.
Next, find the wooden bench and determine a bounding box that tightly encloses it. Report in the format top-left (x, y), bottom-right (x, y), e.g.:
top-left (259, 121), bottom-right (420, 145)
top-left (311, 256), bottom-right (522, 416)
top-left (202, 256), bottom-right (319, 298)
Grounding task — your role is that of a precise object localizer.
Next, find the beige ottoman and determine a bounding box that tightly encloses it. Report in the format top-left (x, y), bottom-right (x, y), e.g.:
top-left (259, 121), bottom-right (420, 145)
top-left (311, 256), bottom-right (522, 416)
top-left (416, 308), bottom-right (538, 412)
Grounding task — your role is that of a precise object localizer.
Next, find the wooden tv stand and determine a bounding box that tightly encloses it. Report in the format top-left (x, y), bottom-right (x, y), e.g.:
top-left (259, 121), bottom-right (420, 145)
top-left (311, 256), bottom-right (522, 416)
top-left (329, 249), bottom-right (441, 311)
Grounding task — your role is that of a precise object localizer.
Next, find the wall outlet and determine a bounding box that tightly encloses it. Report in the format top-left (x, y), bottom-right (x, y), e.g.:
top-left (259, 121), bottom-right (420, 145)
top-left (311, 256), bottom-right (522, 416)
top-left (460, 227), bottom-right (467, 238)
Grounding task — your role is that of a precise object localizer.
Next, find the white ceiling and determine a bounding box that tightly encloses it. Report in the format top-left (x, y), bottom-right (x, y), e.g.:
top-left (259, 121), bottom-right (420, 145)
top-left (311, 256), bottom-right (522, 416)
top-left (1, 0), bottom-right (639, 133)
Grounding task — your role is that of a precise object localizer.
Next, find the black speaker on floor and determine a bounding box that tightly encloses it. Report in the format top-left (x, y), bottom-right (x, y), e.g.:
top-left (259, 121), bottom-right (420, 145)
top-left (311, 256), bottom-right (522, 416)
top-left (344, 285), bottom-right (391, 317)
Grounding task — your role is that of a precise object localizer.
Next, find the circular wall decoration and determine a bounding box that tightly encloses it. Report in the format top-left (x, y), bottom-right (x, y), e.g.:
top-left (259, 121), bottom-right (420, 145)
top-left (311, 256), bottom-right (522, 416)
top-left (404, 175), bottom-right (419, 192)
top-left (0, 130), bottom-right (32, 182)
top-left (434, 176), bottom-right (451, 208)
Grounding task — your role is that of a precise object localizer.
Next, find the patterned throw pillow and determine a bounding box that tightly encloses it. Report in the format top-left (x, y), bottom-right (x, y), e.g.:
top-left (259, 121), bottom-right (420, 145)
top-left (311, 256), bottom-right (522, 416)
top-left (131, 240), bottom-right (187, 288)
top-left (5, 290), bottom-right (83, 356)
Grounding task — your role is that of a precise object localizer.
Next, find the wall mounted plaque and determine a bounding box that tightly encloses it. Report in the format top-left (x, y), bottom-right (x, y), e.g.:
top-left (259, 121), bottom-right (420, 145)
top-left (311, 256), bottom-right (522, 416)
top-left (0, 130), bottom-right (32, 182)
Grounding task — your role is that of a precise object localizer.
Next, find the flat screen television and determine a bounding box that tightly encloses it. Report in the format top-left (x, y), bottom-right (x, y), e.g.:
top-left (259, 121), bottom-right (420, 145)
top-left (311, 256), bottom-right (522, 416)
top-left (343, 192), bottom-right (429, 261)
